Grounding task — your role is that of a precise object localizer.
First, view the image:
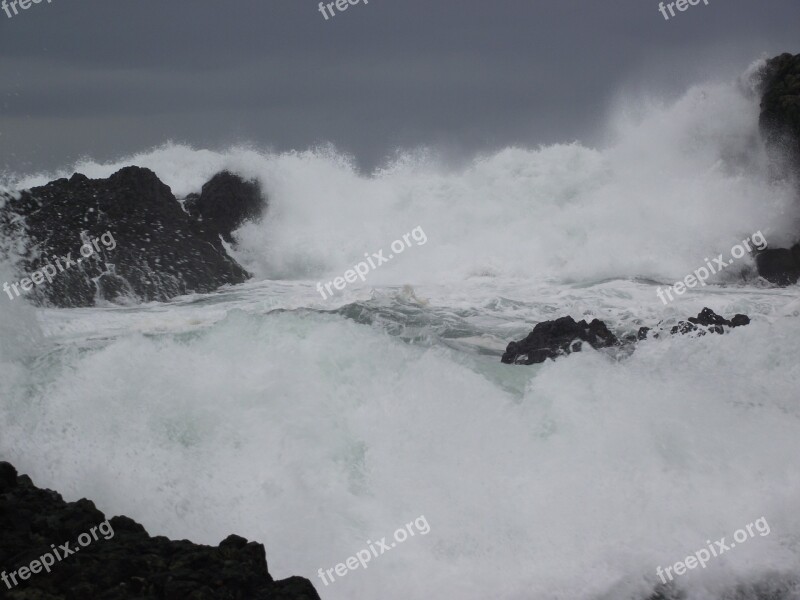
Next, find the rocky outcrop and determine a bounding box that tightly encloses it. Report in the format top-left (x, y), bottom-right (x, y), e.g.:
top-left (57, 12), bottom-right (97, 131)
top-left (667, 307), bottom-right (750, 336)
top-left (755, 245), bottom-right (800, 286)
top-left (184, 171), bottom-right (265, 244)
top-left (756, 52), bottom-right (800, 285)
top-left (501, 316), bottom-right (619, 364)
top-left (502, 308), bottom-right (750, 365)
top-left (759, 52), bottom-right (800, 174)
top-left (0, 462), bottom-right (320, 599)
top-left (0, 167), bottom-right (252, 307)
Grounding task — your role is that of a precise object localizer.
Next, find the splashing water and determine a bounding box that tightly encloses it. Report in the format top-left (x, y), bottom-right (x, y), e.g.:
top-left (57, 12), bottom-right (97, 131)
top-left (1, 63), bottom-right (799, 600)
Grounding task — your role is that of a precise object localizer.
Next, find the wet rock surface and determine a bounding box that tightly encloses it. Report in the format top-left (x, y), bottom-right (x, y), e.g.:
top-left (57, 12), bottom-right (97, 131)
top-left (756, 52), bottom-right (800, 286)
top-left (0, 167), bottom-right (252, 307)
top-left (184, 171), bottom-right (266, 245)
top-left (501, 316), bottom-right (619, 364)
top-left (0, 462), bottom-right (320, 600)
top-left (502, 308), bottom-right (750, 365)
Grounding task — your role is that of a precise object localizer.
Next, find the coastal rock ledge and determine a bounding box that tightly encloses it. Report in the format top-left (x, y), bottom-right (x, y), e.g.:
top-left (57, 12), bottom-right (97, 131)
top-left (0, 167), bottom-right (262, 308)
top-left (0, 462), bottom-right (320, 600)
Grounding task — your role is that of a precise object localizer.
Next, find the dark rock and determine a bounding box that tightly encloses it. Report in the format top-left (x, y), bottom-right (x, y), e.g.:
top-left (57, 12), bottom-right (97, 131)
top-left (502, 308), bottom-right (750, 365)
top-left (0, 461), bottom-right (320, 599)
top-left (501, 316), bottom-right (619, 365)
top-left (730, 314), bottom-right (751, 327)
top-left (184, 171), bottom-right (265, 244)
top-left (671, 308), bottom-right (749, 336)
top-left (0, 461), bottom-right (17, 493)
top-left (756, 53), bottom-right (800, 285)
top-left (670, 320), bottom-right (714, 336)
top-left (688, 307), bottom-right (729, 327)
top-left (0, 167), bottom-right (251, 307)
top-left (759, 52), bottom-right (800, 175)
top-left (755, 246), bottom-right (800, 286)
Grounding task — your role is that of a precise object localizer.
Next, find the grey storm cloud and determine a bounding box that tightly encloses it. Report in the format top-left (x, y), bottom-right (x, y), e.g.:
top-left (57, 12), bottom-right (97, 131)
top-left (0, 0), bottom-right (798, 173)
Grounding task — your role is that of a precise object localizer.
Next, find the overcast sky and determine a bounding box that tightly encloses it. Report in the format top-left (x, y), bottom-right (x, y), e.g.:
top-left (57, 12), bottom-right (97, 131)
top-left (0, 0), bottom-right (798, 174)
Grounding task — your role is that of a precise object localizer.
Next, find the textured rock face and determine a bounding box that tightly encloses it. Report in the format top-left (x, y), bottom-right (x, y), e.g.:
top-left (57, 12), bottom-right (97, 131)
top-left (755, 244), bottom-right (800, 286)
top-left (502, 308), bottom-right (750, 365)
top-left (501, 316), bottom-right (619, 364)
top-left (756, 53), bottom-right (800, 285)
top-left (184, 171), bottom-right (266, 244)
top-left (668, 307), bottom-right (750, 336)
top-left (0, 462), bottom-right (320, 600)
top-left (759, 52), bottom-right (800, 175)
top-left (0, 167), bottom-right (251, 307)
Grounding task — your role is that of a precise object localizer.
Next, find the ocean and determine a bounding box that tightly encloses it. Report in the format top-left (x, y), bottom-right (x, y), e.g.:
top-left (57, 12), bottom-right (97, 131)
top-left (1, 60), bottom-right (799, 600)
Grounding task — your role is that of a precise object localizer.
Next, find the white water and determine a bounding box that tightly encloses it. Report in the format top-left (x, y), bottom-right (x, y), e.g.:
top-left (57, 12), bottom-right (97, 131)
top-left (1, 62), bottom-right (799, 600)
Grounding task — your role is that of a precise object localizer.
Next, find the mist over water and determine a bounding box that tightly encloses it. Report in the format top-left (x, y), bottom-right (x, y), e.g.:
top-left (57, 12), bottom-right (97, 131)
top-left (7, 61), bottom-right (798, 288)
top-left (1, 63), bottom-right (799, 600)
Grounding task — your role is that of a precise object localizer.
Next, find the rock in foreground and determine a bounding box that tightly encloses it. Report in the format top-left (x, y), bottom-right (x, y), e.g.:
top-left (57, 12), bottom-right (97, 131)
top-left (0, 462), bottom-right (320, 599)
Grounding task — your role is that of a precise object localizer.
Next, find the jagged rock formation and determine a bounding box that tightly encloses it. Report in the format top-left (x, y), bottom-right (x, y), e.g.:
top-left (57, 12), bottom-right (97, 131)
top-left (0, 462), bottom-right (320, 599)
top-left (666, 307), bottom-right (750, 336)
top-left (502, 308), bottom-right (750, 365)
top-left (501, 316), bottom-right (619, 364)
top-left (0, 167), bottom-right (253, 307)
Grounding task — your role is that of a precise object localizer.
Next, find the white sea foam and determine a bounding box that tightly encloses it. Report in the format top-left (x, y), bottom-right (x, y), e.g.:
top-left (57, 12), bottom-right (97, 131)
top-left (5, 64), bottom-right (798, 289)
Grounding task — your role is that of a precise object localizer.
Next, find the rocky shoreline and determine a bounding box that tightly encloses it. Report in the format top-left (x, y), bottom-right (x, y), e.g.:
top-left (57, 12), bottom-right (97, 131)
top-left (501, 307), bottom-right (751, 365)
top-left (498, 52), bottom-right (799, 366)
top-left (0, 462), bottom-right (320, 599)
top-left (0, 55), bottom-right (797, 308)
top-left (1, 52), bottom-right (799, 599)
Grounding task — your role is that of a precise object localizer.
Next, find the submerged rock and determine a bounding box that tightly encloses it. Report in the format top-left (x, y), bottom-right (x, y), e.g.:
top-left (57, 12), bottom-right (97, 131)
top-left (0, 167), bottom-right (252, 307)
top-left (0, 461), bottom-right (320, 599)
top-left (502, 308), bottom-right (750, 365)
